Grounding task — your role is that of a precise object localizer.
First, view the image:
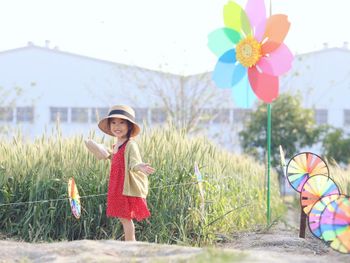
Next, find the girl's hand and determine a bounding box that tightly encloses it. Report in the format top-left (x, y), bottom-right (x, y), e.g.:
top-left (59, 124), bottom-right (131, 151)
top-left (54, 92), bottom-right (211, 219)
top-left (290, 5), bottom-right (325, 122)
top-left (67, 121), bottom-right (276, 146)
top-left (136, 163), bottom-right (155, 175)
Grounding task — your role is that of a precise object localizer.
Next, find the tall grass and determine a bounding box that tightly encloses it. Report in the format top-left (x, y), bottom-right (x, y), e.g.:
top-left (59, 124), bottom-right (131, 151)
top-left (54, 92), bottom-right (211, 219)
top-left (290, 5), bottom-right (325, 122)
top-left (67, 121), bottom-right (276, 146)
top-left (328, 162), bottom-right (350, 195)
top-left (0, 127), bottom-right (284, 245)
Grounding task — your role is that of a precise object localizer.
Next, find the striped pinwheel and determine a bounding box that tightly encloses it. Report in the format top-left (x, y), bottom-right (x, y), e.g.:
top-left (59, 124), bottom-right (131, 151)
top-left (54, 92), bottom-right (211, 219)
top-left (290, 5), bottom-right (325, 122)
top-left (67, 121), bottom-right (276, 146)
top-left (320, 196), bottom-right (350, 253)
top-left (308, 194), bottom-right (342, 240)
top-left (208, 0), bottom-right (293, 107)
top-left (300, 175), bottom-right (340, 214)
top-left (286, 152), bottom-right (329, 192)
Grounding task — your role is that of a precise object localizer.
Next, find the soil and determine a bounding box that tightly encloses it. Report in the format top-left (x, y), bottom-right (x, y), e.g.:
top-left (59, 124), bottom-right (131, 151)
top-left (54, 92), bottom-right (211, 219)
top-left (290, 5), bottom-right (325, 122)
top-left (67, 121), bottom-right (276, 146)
top-left (217, 201), bottom-right (350, 262)
top-left (0, 201), bottom-right (349, 262)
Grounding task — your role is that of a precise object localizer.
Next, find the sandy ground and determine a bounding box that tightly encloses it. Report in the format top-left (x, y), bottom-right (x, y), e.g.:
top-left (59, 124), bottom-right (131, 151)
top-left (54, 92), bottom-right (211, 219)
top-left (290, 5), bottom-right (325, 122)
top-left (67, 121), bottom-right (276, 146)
top-left (0, 239), bottom-right (202, 263)
top-left (218, 203), bottom-right (350, 262)
top-left (1, 203), bottom-right (349, 262)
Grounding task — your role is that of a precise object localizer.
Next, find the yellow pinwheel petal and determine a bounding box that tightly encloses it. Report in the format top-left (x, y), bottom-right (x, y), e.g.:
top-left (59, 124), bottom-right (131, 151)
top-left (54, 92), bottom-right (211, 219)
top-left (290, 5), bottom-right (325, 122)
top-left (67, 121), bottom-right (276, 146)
top-left (223, 1), bottom-right (252, 36)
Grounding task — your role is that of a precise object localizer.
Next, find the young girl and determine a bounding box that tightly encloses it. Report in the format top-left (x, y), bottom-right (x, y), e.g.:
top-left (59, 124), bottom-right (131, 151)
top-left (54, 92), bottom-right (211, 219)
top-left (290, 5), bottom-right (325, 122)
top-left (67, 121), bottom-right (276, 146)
top-left (98, 105), bottom-right (155, 241)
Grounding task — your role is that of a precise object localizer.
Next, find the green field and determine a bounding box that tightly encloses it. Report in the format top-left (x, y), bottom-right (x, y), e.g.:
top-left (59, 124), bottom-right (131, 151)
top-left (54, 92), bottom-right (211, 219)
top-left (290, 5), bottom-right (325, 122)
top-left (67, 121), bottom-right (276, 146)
top-left (0, 127), bottom-right (284, 245)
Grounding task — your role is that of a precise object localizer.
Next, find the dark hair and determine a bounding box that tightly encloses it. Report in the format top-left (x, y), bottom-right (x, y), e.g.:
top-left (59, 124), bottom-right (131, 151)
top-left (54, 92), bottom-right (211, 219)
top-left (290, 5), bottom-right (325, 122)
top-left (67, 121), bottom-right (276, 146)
top-left (108, 118), bottom-right (134, 139)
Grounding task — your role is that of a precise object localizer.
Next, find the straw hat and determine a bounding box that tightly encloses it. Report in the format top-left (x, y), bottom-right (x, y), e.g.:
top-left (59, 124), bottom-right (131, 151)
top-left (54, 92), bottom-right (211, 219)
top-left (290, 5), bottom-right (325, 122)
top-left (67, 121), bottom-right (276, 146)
top-left (98, 105), bottom-right (141, 137)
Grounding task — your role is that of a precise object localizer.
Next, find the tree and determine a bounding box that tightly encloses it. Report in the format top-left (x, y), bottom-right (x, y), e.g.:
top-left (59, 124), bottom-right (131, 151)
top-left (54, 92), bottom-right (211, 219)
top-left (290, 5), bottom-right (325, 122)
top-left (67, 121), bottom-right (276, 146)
top-left (239, 93), bottom-right (325, 166)
top-left (322, 128), bottom-right (350, 165)
top-left (117, 66), bottom-right (232, 133)
top-left (0, 85), bottom-right (23, 135)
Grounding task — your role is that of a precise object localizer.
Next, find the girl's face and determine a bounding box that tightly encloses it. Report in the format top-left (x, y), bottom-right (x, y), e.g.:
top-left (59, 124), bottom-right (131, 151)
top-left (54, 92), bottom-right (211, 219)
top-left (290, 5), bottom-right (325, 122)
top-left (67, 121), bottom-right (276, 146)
top-left (109, 117), bottom-right (129, 139)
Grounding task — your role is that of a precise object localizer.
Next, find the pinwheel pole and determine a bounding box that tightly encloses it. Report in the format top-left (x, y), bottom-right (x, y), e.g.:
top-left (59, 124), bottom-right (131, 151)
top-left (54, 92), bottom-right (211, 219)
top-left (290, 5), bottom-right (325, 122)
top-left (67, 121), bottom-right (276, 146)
top-left (266, 0), bottom-right (273, 226)
top-left (267, 103), bottom-right (272, 224)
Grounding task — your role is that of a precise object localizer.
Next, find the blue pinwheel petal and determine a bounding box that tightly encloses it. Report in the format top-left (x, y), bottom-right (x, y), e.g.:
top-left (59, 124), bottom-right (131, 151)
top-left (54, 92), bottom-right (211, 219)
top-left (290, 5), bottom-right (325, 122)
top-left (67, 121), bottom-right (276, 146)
top-left (219, 49), bottom-right (236, 63)
top-left (212, 49), bottom-right (238, 88)
top-left (232, 63), bottom-right (247, 86)
top-left (231, 74), bottom-right (257, 108)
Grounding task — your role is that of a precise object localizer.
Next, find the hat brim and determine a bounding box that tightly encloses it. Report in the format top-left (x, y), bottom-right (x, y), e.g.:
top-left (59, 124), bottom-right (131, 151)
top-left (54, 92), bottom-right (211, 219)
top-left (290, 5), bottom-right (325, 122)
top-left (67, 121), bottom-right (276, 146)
top-left (98, 114), bottom-right (141, 137)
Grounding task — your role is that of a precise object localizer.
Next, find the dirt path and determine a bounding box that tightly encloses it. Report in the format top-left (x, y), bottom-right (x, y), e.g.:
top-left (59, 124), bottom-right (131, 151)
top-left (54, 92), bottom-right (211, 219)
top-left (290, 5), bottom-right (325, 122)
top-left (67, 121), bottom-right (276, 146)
top-left (0, 239), bottom-right (202, 262)
top-left (218, 201), bottom-right (350, 262)
top-left (0, 202), bottom-right (349, 262)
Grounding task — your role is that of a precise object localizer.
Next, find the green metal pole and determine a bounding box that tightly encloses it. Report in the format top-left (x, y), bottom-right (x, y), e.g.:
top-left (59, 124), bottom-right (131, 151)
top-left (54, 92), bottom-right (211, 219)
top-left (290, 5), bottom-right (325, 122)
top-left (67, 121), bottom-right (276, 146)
top-left (267, 103), bottom-right (272, 224)
top-left (266, 0), bottom-right (273, 226)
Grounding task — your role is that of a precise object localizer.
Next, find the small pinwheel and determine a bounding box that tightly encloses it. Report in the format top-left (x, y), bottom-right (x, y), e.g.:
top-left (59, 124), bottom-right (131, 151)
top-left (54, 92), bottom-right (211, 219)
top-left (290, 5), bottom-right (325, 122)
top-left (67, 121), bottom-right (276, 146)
top-left (208, 0), bottom-right (293, 107)
top-left (68, 178), bottom-right (81, 219)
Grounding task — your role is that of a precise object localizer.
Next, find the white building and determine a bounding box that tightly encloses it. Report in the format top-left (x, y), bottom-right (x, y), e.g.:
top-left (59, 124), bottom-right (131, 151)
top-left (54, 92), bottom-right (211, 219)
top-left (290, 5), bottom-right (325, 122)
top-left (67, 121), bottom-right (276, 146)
top-left (0, 43), bottom-right (235, 144)
top-left (1, 42), bottom-right (350, 152)
top-left (280, 43), bottom-right (350, 130)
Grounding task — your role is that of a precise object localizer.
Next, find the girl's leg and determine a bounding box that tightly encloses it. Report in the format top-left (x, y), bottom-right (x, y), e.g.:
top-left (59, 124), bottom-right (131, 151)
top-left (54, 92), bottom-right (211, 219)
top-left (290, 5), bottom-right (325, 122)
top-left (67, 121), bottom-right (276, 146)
top-left (119, 218), bottom-right (136, 241)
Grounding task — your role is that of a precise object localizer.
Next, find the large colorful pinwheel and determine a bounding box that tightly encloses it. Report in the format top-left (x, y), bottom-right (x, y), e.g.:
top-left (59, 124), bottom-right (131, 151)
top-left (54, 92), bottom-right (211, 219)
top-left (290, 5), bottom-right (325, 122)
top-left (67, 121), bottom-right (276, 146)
top-left (320, 196), bottom-right (350, 253)
top-left (208, 0), bottom-right (293, 107)
top-left (308, 194), bottom-right (342, 239)
top-left (300, 175), bottom-right (340, 214)
top-left (286, 152), bottom-right (329, 192)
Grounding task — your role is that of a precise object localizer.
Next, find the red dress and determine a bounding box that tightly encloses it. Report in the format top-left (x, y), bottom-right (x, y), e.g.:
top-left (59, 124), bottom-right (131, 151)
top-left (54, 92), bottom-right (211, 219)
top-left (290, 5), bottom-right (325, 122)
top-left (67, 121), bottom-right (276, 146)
top-left (106, 142), bottom-right (150, 221)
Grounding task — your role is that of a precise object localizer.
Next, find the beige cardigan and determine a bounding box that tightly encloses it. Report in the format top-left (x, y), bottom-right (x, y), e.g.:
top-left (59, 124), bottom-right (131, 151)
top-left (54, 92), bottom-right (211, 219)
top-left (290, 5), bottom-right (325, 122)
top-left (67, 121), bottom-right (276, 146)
top-left (112, 139), bottom-right (149, 198)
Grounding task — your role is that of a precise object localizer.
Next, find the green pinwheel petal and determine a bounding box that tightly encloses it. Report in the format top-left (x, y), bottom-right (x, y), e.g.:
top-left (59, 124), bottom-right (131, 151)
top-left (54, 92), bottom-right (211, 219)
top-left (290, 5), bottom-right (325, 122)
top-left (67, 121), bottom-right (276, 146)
top-left (223, 1), bottom-right (252, 36)
top-left (208, 27), bottom-right (241, 57)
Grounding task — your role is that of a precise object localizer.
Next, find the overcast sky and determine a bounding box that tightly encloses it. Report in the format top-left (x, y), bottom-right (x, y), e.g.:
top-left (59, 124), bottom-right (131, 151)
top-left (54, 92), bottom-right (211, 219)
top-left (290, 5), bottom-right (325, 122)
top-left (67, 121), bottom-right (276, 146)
top-left (0, 0), bottom-right (349, 75)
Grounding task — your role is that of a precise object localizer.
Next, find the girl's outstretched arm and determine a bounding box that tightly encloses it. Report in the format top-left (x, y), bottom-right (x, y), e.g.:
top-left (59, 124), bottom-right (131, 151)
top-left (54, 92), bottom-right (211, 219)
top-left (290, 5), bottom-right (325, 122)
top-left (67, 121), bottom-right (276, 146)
top-left (134, 163), bottom-right (155, 175)
top-left (128, 141), bottom-right (155, 175)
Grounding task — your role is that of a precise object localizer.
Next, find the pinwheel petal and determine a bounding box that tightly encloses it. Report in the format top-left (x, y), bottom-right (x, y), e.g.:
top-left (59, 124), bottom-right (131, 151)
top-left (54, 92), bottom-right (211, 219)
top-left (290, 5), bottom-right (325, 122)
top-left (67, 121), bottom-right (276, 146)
top-left (261, 14), bottom-right (291, 54)
top-left (231, 75), bottom-right (257, 108)
top-left (257, 44), bottom-right (294, 76)
top-left (212, 49), bottom-right (247, 89)
top-left (232, 63), bottom-right (247, 86)
top-left (223, 1), bottom-right (252, 36)
top-left (248, 66), bottom-right (279, 103)
top-left (212, 49), bottom-right (237, 88)
top-left (219, 48), bottom-right (237, 63)
top-left (208, 27), bottom-right (242, 57)
top-left (212, 62), bottom-right (236, 89)
top-left (245, 0), bottom-right (266, 39)
top-left (254, 15), bottom-right (266, 42)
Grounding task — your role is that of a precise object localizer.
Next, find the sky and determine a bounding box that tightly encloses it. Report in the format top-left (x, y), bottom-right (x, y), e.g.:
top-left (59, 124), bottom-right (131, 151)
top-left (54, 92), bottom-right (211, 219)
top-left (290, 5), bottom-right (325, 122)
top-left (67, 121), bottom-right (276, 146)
top-left (0, 0), bottom-right (350, 75)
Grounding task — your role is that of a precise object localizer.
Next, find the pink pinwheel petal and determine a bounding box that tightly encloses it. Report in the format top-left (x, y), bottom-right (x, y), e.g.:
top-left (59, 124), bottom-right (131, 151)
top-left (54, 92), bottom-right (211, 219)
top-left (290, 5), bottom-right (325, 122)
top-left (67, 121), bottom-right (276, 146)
top-left (248, 67), bottom-right (279, 103)
top-left (257, 44), bottom-right (294, 76)
top-left (255, 19), bottom-right (266, 42)
top-left (261, 14), bottom-right (291, 54)
top-left (245, 0), bottom-right (266, 40)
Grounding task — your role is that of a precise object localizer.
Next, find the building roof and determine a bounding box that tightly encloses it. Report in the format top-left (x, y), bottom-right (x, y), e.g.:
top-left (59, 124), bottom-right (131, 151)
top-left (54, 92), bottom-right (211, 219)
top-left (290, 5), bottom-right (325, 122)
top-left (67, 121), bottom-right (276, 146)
top-left (0, 43), bottom-right (182, 78)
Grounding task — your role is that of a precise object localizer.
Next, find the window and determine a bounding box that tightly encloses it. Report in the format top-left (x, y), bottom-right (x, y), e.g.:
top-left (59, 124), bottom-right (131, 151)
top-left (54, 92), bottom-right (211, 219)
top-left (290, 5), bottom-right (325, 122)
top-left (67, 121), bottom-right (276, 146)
top-left (212, 108), bottom-right (231, 124)
top-left (151, 108), bottom-right (166, 123)
top-left (198, 108), bottom-right (213, 124)
top-left (233, 109), bottom-right (251, 123)
top-left (91, 107), bottom-right (109, 122)
top-left (0, 107), bottom-right (13, 122)
top-left (134, 108), bottom-right (148, 123)
top-left (71, 107), bottom-right (88, 123)
top-left (344, 109), bottom-right (350, 126)
top-left (17, 107), bottom-right (34, 122)
top-left (50, 107), bottom-right (68, 122)
top-left (314, 109), bottom-right (328, 125)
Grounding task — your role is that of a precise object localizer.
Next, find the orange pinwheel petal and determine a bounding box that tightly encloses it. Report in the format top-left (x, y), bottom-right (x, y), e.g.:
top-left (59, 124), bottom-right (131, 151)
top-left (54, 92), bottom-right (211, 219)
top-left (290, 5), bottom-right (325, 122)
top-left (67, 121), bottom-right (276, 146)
top-left (261, 14), bottom-right (290, 55)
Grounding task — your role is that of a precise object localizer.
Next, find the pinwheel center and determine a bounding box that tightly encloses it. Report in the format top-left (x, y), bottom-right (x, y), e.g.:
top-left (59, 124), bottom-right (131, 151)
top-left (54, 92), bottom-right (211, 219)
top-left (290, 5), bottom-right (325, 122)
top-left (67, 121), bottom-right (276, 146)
top-left (236, 37), bottom-right (262, 67)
